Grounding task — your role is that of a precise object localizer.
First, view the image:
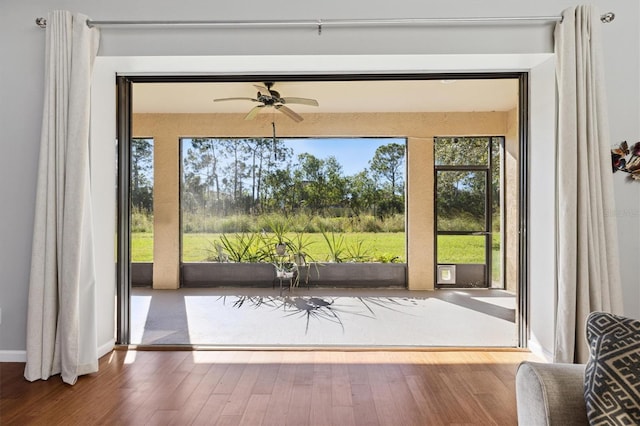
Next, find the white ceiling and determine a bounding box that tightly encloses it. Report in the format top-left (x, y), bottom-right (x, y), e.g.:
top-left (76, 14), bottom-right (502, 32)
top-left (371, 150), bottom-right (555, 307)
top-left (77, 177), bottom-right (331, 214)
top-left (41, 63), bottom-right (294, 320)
top-left (132, 78), bottom-right (519, 115)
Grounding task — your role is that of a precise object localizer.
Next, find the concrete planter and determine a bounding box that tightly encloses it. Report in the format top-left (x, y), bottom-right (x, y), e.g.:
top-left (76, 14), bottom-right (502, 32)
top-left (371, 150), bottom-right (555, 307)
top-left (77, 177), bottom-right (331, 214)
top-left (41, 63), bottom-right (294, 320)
top-left (435, 263), bottom-right (487, 288)
top-left (131, 262), bottom-right (153, 287)
top-left (182, 262), bottom-right (276, 288)
top-left (181, 262), bottom-right (407, 288)
top-left (300, 262), bottom-right (406, 288)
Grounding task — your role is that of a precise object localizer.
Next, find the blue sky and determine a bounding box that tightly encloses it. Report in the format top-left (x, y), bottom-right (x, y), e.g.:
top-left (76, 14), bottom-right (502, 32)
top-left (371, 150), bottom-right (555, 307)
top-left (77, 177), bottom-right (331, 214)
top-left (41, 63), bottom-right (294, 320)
top-left (179, 137), bottom-right (405, 177)
top-left (283, 137), bottom-right (404, 176)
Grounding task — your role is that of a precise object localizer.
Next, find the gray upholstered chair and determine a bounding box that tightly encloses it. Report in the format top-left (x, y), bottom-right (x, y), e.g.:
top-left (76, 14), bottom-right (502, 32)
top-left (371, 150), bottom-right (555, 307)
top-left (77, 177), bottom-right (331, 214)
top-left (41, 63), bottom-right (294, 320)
top-left (515, 361), bottom-right (588, 426)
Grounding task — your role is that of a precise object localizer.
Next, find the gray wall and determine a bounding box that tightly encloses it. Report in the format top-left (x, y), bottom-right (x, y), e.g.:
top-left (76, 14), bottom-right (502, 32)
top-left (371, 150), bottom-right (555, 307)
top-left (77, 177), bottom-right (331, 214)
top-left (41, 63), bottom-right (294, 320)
top-left (1, 0), bottom-right (638, 352)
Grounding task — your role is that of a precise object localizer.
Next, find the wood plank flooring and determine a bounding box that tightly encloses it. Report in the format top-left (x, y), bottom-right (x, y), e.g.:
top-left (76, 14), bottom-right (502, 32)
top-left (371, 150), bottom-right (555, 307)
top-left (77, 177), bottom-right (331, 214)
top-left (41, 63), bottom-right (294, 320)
top-left (1, 349), bottom-right (538, 425)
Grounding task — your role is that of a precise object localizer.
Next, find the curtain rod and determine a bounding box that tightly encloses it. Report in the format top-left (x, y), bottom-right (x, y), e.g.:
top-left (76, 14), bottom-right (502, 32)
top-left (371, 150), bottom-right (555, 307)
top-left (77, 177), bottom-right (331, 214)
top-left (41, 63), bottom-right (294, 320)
top-left (34, 12), bottom-right (616, 30)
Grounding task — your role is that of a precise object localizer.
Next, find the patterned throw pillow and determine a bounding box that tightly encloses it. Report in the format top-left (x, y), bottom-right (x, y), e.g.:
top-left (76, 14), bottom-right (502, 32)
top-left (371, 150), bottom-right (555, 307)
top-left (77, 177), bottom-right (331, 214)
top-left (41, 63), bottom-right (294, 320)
top-left (584, 311), bottom-right (640, 425)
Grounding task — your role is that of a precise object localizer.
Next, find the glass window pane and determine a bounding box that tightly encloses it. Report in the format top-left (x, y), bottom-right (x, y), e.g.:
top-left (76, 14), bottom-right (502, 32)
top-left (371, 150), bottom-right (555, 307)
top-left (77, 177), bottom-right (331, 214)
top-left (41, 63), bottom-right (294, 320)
top-left (436, 170), bottom-right (486, 231)
top-left (131, 138), bottom-right (154, 262)
top-left (437, 235), bottom-right (486, 264)
top-left (491, 137), bottom-right (503, 287)
top-left (491, 232), bottom-right (501, 287)
top-left (180, 137), bottom-right (406, 263)
top-left (434, 137), bottom-right (489, 166)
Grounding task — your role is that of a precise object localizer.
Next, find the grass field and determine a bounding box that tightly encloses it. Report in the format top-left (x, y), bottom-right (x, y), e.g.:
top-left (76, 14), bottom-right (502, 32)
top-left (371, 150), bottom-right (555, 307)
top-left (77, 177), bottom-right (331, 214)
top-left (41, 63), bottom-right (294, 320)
top-left (132, 232), bottom-right (500, 266)
top-left (132, 232), bottom-right (406, 263)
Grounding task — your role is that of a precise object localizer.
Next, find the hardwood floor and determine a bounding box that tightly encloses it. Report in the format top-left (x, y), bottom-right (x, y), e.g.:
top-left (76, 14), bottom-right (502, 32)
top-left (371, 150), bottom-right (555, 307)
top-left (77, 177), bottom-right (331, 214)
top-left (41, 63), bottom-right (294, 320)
top-left (1, 349), bottom-right (537, 425)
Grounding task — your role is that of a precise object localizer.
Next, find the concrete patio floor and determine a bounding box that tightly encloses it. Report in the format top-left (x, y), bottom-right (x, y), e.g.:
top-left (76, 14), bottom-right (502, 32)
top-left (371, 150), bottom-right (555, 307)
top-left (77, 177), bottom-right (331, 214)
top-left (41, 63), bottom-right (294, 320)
top-left (131, 287), bottom-right (518, 347)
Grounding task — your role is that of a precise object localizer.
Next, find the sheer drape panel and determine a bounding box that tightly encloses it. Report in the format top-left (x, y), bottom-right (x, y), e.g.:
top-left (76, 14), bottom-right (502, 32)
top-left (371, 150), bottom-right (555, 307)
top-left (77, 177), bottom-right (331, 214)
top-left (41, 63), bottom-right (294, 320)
top-left (24, 10), bottom-right (100, 385)
top-left (554, 5), bottom-right (623, 364)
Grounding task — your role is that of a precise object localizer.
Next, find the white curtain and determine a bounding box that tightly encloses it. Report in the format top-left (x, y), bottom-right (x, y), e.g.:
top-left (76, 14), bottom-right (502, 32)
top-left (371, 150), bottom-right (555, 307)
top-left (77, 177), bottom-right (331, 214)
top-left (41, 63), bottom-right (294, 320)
top-left (554, 5), bottom-right (623, 364)
top-left (24, 11), bottom-right (100, 385)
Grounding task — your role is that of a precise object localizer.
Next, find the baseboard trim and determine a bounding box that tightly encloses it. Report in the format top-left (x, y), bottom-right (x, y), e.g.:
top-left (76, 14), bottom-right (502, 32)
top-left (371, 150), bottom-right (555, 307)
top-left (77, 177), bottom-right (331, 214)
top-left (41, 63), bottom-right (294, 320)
top-left (527, 339), bottom-right (553, 362)
top-left (0, 350), bottom-right (27, 362)
top-left (0, 340), bottom-right (115, 364)
top-left (98, 339), bottom-right (116, 358)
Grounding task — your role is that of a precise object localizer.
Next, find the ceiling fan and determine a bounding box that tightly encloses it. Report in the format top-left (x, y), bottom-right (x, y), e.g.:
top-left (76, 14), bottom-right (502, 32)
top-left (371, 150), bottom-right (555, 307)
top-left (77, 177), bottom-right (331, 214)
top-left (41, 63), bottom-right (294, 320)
top-left (213, 82), bottom-right (319, 122)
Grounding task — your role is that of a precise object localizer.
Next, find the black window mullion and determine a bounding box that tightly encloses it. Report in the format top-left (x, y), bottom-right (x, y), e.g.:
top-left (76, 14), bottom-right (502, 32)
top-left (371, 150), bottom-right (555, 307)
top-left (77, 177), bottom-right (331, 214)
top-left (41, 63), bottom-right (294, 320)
top-left (434, 164), bottom-right (488, 171)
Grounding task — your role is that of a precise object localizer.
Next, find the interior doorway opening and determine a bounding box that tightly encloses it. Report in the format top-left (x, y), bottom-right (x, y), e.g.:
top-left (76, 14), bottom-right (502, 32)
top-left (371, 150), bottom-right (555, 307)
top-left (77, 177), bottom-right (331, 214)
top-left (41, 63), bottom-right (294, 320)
top-left (119, 73), bottom-right (526, 347)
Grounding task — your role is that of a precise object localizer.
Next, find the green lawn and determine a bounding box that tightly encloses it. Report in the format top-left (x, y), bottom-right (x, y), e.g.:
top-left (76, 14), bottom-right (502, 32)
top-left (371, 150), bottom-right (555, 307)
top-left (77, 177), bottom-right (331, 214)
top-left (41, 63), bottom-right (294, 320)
top-left (438, 235), bottom-right (485, 264)
top-left (132, 232), bottom-right (499, 266)
top-left (132, 232), bottom-right (406, 263)
top-left (438, 234), bottom-right (501, 280)
top-left (131, 232), bottom-right (154, 261)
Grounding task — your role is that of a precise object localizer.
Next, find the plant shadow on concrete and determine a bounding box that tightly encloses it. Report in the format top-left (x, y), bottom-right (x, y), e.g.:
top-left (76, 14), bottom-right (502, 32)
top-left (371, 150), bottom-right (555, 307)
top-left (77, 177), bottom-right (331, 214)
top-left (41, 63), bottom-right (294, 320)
top-left (219, 294), bottom-right (419, 334)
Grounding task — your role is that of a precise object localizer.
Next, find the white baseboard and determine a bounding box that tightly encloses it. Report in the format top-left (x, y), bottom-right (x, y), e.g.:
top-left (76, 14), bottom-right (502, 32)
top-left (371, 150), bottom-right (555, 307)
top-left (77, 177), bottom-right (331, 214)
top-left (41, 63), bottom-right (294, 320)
top-left (0, 340), bottom-right (115, 364)
top-left (528, 339), bottom-right (553, 362)
top-left (0, 350), bottom-right (27, 362)
top-left (98, 339), bottom-right (116, 358)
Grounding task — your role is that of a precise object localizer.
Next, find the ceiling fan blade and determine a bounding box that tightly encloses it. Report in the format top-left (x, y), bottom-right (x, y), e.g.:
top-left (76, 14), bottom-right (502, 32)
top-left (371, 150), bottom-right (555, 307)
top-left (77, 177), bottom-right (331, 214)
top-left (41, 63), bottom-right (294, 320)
top-left (281, 97), bottom-right (319, 107)
top-left (213, 97), bottom-right (258, 102)
top-left (244, 105), bottom-right (264, 120)
top-left (276, 105), bottom-right (303, 122)
top-left (253, 84), bottom-right (272, 96)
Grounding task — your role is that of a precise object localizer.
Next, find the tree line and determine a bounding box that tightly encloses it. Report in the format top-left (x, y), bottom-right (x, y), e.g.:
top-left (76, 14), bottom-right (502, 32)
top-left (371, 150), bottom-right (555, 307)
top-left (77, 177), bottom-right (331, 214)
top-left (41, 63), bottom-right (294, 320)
top-left (131, 138), bottom-right (406, 219)
top-left (434, 136), bottom-right (502, 231)
top-left (132, 136), bottom-right (501, 230)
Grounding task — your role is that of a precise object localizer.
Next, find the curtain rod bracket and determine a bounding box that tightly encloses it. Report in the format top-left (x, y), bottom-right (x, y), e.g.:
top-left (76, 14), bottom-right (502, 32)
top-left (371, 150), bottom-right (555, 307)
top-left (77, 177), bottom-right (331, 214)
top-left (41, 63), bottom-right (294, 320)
top-left (317, 19), bottom-right (322, 36)
top-left (35, 17), bottom-right (47, 28)
top-left (601, 12), bottom-right (615, 24)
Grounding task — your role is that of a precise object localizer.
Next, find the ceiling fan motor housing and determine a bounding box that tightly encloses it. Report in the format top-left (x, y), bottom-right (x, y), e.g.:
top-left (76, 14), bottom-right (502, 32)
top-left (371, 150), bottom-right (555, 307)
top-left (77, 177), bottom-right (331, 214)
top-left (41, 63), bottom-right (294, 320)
top-left (258, 89), bottom-right (281, 105)
top-left (213, 82), bottom-right (318, 122)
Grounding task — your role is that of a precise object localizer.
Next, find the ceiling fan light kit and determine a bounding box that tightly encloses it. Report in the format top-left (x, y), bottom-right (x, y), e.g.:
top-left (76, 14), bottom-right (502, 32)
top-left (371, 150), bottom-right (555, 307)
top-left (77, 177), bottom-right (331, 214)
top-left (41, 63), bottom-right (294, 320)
top-left (213, 82), bottom-right (319, 122)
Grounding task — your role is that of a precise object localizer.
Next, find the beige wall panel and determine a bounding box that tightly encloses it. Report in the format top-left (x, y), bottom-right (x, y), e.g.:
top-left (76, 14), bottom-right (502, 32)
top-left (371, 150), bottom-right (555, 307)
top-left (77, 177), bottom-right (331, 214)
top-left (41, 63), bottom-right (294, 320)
top-left (134, 123), bottom-right (181, 289)
top-left (406, 137), bottom-right (434, 290)
top-left (134, 111), bottom-right (510, 290)
top-left (134, 112), bottom-right (508, 139)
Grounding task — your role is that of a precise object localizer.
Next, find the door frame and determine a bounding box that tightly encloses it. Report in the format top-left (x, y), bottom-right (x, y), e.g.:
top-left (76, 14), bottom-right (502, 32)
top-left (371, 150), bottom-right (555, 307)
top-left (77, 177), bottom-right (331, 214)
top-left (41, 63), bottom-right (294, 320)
top-left (88, 54), bottom-right (555, 356)
top-left (116, 72), bottom-right (527, 346)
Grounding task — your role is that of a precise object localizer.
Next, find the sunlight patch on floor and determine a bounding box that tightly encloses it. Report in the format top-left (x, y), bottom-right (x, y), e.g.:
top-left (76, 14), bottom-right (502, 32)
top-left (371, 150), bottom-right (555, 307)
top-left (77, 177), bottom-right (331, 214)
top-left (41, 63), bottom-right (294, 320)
top-left (130, 294), bottom-right (152, 344)
top-left (471, 296), bottom-right (516, 309)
